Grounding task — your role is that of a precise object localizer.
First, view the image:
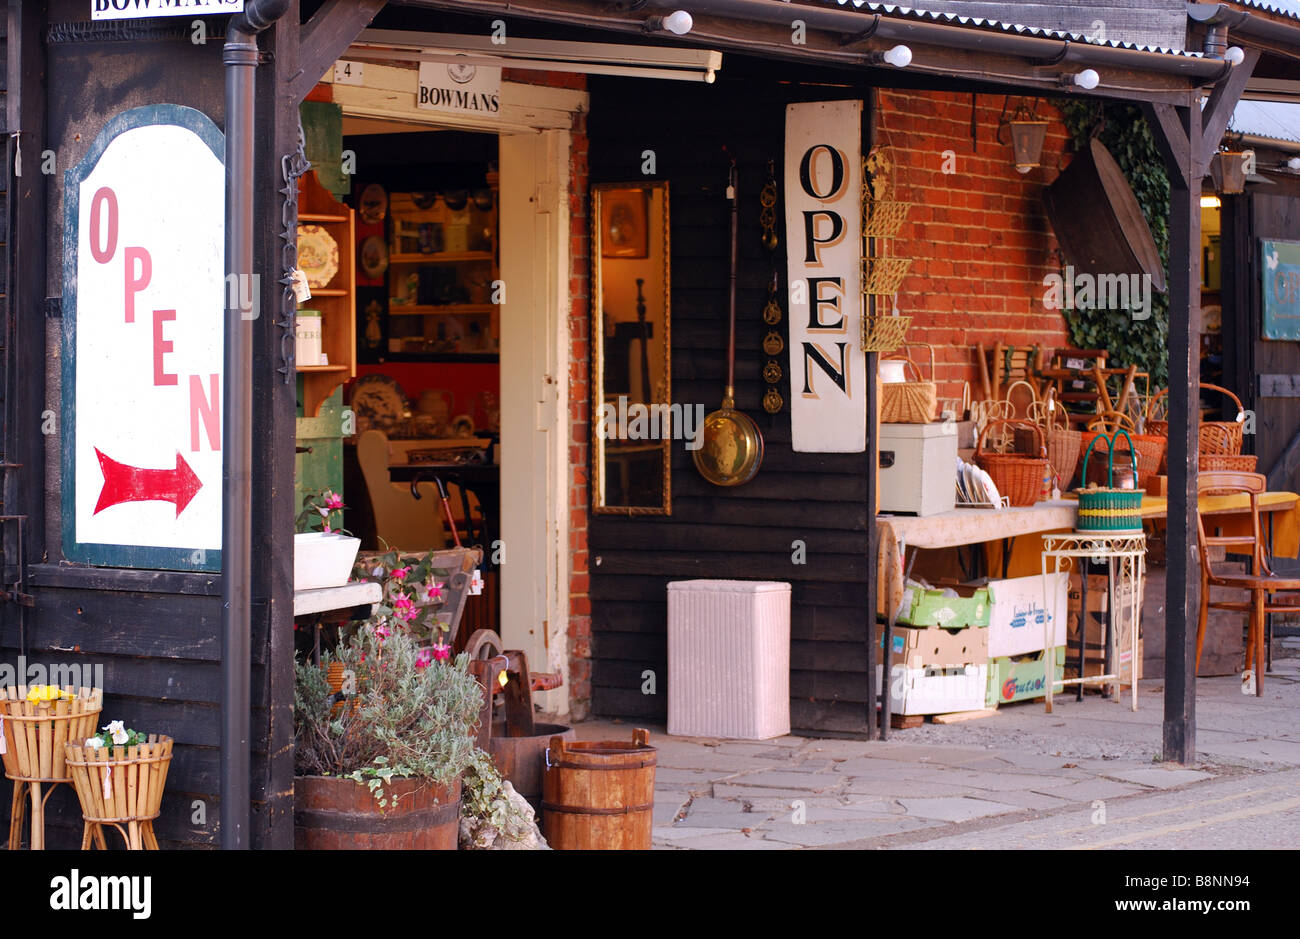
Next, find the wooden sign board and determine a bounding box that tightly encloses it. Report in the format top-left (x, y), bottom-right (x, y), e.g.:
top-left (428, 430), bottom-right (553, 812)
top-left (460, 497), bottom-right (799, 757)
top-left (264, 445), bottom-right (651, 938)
top-left (1262, 239), bottom-right (1300, 341)
top-left (61, 105), bottom-right (225, 571)
top-left (784, 100), bottom-right (866, 452)
top-left (91, 0), bottom-right (244, 19)
top-left (417, 61), bottom-right (502, 117)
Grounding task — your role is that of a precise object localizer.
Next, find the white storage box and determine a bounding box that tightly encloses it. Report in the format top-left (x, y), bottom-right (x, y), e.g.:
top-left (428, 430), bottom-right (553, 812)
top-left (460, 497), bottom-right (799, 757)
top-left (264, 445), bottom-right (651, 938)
top-left (988, 572), bottom-right (1069, 658)
top-left (667, 580), bottom-right (791, 739)
top-left (878, 422), bottom-right (957, 516)
top-left (875, 662), bottom-right (989, 715)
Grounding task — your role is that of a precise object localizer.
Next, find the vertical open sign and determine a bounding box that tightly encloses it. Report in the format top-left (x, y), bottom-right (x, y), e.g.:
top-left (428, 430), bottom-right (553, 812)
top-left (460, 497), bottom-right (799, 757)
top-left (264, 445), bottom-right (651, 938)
top-left (61, 105), bottom-right (226, 571)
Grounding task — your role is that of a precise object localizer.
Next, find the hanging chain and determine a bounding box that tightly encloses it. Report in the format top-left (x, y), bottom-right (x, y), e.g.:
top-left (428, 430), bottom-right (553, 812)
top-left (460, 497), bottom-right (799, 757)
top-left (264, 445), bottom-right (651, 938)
top-left (278, 119), bottom-right (311, 384)
top-left (760, 159), bottom-right (784, 414)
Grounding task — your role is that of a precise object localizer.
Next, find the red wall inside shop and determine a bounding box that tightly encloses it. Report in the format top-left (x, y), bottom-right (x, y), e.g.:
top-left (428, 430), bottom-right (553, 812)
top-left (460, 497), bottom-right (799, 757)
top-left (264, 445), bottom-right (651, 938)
top-left (348, 363), bottom-right (499, 431)
top-left (879, 90), bottom-right (1073, 403)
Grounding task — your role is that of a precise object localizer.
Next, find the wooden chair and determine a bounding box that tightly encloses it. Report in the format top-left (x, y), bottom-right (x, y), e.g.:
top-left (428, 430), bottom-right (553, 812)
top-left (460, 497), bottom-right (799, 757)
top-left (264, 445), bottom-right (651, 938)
top-left (357, 429), bottom-right (448, 552)
top-left (1195, 471), bottom-right (1295, 695)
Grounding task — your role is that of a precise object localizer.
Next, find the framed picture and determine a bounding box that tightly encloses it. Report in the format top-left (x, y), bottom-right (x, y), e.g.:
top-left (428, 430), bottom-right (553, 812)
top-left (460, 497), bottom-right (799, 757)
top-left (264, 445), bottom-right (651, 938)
top-left (601, 187), bottom-right (649, 258)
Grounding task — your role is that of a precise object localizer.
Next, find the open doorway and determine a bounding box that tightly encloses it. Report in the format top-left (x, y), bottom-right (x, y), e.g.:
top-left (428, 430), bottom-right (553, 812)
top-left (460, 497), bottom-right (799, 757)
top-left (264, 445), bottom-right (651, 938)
top-left (295, 82), bottom-right (577, 713)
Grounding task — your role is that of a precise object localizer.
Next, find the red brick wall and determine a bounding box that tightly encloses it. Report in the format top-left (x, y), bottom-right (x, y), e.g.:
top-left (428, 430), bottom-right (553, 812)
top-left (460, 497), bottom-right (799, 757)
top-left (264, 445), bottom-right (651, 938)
top-left (877, 90), bottom-right (1072, 403)
top-left (567, 102), bottom-right (592, 719)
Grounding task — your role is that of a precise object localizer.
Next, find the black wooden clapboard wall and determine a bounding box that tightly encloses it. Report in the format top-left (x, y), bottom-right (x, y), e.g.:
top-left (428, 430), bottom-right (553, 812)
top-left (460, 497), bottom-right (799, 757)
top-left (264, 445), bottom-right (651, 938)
top-left (586, 65), bottom-right (877, 735)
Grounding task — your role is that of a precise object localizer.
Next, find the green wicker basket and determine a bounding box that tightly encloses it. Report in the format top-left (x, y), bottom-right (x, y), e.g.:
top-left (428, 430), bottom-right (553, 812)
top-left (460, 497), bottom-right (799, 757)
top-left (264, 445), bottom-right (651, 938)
top-left (1075, 429), bottom-right (1144, 533)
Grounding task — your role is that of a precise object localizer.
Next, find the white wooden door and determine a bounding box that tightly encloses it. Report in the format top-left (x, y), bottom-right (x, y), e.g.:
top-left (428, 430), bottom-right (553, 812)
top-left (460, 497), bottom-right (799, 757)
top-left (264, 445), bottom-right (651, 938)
top-left (499, 129), bottom-right (572, 713)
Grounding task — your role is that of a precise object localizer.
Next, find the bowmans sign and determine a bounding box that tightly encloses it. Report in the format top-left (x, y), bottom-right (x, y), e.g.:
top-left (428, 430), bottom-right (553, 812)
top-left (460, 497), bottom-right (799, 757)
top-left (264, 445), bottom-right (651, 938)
top-left (92, 0), bottom-right (244, 18)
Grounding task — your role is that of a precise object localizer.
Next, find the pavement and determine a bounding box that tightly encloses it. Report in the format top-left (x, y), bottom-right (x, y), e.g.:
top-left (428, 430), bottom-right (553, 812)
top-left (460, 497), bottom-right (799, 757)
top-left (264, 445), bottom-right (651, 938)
top-left (569, 638), bottom-right (1300, 849)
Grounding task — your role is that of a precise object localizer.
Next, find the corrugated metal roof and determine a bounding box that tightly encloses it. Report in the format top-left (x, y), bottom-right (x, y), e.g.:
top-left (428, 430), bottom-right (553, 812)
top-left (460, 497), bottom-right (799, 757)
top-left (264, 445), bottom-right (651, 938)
top-left (823, 1), bottom-right (1205, 56)
top-left (1235, 0), bottom-right (1300, 21)
top-left (1232, 99), bottom-right (1300, 143)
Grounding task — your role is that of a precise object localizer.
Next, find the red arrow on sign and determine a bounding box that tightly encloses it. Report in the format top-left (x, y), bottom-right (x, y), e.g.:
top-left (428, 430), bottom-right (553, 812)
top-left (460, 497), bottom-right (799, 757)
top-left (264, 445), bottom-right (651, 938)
top-left (93, 448), bottom-right (202, 517)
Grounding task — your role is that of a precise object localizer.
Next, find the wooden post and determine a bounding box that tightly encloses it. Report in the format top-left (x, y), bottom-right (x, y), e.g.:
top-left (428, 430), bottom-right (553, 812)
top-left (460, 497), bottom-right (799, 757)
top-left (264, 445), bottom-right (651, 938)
top-left (865, 350), bottom-right (879, 739)
top-left (1146, 100), bottom-right (1201, 765)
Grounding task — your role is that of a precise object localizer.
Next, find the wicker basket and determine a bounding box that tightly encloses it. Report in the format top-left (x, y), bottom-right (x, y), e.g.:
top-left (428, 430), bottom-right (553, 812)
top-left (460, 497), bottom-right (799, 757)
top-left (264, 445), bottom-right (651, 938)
top-left (1083, 414), bottom-right (1166, 483)
top-left (1146, 384), bottom-right (1246, 456)
top-left (1075, 431), bottom-right (1144, 532)
top-left (1201, 451), bottom-right (1259, 495)
top-left (65, 735), bottom-right (173, 850)
top-left (1029, 393), bottom-right (1083, 488)
top-left (976, 420), bottom-right (1050, 507)
top-left (861, 314), bottom-right (911, 353)
top-left (880, 346), bottom-right (937, 423)
top-left (0, 686), bottom-right (103, 785)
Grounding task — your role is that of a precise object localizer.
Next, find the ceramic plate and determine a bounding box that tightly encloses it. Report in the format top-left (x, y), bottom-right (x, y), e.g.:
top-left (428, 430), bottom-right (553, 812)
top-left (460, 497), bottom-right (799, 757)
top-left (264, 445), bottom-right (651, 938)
top-left (360, 235), bottom-right (389, 279)
top-left (350, 374), bottom-right (409, 436)
top-left (297, 224), bottom-right (339, 288)
top-left (360, 183), bottom-right (388, 223)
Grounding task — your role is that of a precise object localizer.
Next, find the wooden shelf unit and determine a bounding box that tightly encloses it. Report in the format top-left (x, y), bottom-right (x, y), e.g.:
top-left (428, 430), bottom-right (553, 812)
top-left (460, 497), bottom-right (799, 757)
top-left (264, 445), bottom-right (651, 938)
top-left (385, 185), bottom-right (499, 356)
top-left (297, 171), bottom-right (356, 417)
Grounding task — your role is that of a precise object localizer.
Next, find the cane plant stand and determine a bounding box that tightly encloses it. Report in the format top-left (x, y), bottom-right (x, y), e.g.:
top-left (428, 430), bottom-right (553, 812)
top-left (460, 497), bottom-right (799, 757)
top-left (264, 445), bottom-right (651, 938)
top-left (64, 735), bottom-right (173, 850)
top-left (0, 686), bottom-right (103, 849)
top-left (1041, 532), bottom-right (1145, 712)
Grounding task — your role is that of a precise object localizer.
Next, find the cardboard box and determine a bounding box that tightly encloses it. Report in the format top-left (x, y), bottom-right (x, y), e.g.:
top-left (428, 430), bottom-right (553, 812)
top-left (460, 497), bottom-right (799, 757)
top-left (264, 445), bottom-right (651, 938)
top-left (879, 624), bottom-right (988, 669)
top-left (987, 573), bottom-right (1069, 657)
top-left (986, 646), bottom-right (1065, 707)
top-left (897, 584), bottom-right (991, 628)
top-left (876, 662), bottom-right (989, 715)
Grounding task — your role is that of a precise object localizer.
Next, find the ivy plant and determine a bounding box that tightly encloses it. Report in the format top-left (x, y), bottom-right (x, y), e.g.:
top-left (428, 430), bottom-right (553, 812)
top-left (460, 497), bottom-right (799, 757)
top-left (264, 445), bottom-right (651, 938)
top-left (1059, 101), bottom-right (1171, 388)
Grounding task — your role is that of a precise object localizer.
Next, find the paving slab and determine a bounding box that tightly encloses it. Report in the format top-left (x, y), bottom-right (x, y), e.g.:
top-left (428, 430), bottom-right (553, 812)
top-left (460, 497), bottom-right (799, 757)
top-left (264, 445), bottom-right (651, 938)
top-left (830, 757), bottom-right (921, 777)
top-left (1098, 767), bottom-right (1215, 788)
top-left (863, 744), bottom-right (995, 764)
top-left (652, 826), bottom-right (737, 843)
top-left (1199, 739), bottom-right (1300, 765)
top-left (842, 778), bottom-right (978, 798)
top-left (676, 809), bottom-right (774, 829)
top-left (667, 831), bottom-right (796, 850)
top-left (897, 796), bottom-right (1022, 822)
top-left (712, 784), bottom-right (844, 800)
top-left (759, 816), bottom-right (930, 846)
top-left (1028, 778), bottom-right (1145, 802)
top-left (652, 752), bottom-right (777, 773)
top-left (924, 768), bottom-right (1092, 792)
top-left (720, 770), bottom-right (843, 791)
top-left (654, 796), bottom-right (689, 826)
top-left (653, 768), bottom-right (725, 788)
top-left (972, 789), bottom-right (1074, 811)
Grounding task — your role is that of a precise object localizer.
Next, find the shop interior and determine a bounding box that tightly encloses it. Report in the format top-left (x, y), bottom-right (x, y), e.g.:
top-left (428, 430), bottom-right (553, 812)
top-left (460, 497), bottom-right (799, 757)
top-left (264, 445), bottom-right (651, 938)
top-left (295, 117), bottom-right (502, 631)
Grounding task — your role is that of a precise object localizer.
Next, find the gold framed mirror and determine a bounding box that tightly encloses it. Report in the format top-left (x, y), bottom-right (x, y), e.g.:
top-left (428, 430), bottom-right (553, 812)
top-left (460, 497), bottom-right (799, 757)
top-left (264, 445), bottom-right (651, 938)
top-left (591, 182), bottom-right (671, 516)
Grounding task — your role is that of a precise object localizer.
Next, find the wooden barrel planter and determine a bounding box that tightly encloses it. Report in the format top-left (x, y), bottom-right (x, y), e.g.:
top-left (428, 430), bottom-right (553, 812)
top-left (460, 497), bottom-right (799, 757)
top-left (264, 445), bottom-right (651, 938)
top-left (489, 722), bottom-right (574, 813)
top-left (542, 728), bottom-right (656, 850)
top-left (294, 775), bottom-right (462, 849)
top-left (0, 686), bottom-right (103, 849)
top-left (64, 734), bottom-right (173, 850)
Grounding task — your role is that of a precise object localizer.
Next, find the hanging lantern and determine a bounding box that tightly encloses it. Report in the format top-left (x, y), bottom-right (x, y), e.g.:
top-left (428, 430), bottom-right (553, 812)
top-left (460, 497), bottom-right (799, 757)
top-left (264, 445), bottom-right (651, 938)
top-left (998, 100), bottom-right (1048, 174)
top-left (1210, 150), bottom-right (1250, 194)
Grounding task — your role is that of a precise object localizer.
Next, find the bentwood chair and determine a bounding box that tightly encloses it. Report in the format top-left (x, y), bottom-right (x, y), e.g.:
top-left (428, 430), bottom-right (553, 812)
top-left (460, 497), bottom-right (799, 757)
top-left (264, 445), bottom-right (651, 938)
top-left (1195, 471), bottom-right (1297, 695)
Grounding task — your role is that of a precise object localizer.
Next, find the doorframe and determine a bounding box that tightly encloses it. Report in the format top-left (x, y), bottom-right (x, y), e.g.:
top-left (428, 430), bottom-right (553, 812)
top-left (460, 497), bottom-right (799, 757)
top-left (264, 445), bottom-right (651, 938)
top-left (325, 64), bottom-right (585, 712)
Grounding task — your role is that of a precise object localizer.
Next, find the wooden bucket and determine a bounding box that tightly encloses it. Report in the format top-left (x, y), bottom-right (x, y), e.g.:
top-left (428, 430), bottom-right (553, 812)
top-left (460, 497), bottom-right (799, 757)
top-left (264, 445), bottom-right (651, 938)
top-left (489, 722), bottom-right (574, 813)
top-left (294, 775), bottom-right (462, 850)
top-left (542, 728), bottom-right (656, 850)
top-left (0, 686), bottom-right (102, 783)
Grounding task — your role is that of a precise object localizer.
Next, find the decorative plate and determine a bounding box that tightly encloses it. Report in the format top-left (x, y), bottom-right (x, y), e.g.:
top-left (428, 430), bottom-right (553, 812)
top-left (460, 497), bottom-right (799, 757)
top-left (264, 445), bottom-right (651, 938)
top-left (297, 224), bottom-right (339, 288)
top-left (359, 183), bottom-right (388, 223)
top-left (350, 374), bottom-right (410, 436)
top-left (360, 235), bottom-right (389, 279)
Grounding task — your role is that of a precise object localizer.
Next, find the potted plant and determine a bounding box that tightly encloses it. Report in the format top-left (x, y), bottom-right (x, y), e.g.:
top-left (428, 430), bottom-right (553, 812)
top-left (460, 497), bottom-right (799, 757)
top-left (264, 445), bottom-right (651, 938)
top-left (64, 720), bottom-right (174, 850)
top-left (294, 489), bottom-right (362, 591)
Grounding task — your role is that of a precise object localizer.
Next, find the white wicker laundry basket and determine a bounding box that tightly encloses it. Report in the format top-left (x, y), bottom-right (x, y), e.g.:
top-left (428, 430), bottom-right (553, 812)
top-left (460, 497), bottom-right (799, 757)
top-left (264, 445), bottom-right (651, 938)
top-left (667, 580), bottom-right (791, 740)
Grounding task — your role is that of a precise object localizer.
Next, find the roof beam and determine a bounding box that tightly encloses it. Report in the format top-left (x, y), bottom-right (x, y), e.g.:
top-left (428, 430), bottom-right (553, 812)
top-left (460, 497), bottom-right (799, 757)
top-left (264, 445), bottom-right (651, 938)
top-left (1200, 46), bottom-right (1260, 166)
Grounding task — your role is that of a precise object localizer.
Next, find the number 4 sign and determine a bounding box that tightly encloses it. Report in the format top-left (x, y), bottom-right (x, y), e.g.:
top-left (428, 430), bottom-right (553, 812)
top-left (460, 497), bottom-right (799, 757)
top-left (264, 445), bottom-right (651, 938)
top-left (61, 105), bottom-right (225, 571)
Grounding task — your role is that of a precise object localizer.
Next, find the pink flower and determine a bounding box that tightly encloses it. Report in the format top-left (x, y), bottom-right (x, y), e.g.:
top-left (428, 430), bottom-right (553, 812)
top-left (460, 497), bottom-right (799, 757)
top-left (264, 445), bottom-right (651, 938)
top-left (415, 648), bottom-right (434, 670)
top-left (427, 582), bottom-right (444, 601)
top-left (432, 641), bottom-right (451, 662)
top-left (324, 492), bottom-right (344, 510)
top-left (391, 566), bottom-right (411, 581)
top-left (322, 524), bottom-right (331, 533)
top-left (392, 593), bottom-right (418, 623)
top-left (374, 623), bottom-right (391, 640)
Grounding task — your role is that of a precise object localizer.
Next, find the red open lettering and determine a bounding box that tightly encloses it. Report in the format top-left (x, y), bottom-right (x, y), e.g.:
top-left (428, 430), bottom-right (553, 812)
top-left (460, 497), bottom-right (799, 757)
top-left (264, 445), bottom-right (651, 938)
top-left (190, 374), bottom-right (221, 452)
top-left (89, 187), bottom-right (119, 264)
top-left (125, 248), bottom-right (152, 324)
top-left (153, 309), bottom-right (177, 386)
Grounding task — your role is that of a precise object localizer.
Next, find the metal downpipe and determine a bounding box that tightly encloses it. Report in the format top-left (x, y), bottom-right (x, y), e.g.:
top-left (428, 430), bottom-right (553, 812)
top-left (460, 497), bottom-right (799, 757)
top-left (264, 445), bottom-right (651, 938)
top-left (222, 0), bottom-right (290, 851)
